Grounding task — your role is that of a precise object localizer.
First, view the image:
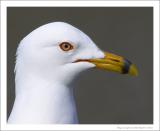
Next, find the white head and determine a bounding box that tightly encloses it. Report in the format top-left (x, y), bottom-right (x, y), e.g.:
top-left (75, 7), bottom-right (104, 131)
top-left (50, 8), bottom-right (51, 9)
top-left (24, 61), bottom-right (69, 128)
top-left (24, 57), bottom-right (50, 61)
top-left (15, 22), bottom-right (104, 86)
top-left (15, 21), bottom-right (138, 93)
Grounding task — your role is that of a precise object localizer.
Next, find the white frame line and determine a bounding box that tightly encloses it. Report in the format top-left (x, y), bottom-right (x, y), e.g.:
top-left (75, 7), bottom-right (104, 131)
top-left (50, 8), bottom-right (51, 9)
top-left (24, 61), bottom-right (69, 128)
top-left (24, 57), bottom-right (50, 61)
top-left (0, 1), bottom-right (159, 131)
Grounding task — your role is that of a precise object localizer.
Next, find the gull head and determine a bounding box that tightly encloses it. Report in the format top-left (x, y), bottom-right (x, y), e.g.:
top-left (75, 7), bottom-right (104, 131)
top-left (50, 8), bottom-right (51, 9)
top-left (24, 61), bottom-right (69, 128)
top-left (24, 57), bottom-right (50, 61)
top-left (15, 22), bottom-right (138, 85)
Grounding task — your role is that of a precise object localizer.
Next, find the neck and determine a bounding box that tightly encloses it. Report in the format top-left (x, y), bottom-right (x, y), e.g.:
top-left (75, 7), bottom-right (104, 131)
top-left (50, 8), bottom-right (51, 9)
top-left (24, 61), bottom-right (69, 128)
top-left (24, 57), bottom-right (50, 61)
top-left (8, 72), bottom-right (78, 124)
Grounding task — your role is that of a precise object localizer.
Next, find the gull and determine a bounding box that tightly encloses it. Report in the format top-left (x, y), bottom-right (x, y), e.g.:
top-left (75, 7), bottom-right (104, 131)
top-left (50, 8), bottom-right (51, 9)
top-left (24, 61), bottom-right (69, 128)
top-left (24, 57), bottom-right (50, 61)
top-left (8, 22), bottom-right (138, 124)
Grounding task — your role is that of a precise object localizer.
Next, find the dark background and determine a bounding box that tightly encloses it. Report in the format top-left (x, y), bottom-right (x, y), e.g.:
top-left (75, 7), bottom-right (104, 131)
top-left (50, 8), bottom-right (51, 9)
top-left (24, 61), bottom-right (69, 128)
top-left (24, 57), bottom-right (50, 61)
top-left (7, 7), bottom-right (153, 124)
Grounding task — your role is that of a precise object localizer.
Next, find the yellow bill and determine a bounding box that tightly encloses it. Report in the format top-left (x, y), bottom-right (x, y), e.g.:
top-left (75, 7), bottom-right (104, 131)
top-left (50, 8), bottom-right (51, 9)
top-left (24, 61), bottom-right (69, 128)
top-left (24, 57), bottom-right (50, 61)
top-left (88, 52), bottom-right (138, 76)
top-left (76, 52), bottom-right (138, 76)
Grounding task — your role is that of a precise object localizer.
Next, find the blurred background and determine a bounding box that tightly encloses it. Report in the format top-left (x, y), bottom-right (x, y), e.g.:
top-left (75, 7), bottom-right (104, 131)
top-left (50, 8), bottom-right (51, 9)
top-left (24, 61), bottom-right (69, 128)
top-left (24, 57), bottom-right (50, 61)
top-left (7, 7), bottom-right (153, 124)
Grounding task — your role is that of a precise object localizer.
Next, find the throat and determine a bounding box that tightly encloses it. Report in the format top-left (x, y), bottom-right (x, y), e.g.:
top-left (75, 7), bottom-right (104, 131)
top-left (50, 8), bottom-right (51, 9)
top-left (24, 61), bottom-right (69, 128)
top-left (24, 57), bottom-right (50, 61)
top-left (8, 79), bottom-right (78, 124)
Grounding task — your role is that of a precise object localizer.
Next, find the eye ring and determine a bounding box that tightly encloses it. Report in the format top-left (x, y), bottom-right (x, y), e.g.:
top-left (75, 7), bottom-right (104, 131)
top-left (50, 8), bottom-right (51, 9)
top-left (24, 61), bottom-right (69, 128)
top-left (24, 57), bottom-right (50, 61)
top-left (59, 42), bottom-right (74, 51)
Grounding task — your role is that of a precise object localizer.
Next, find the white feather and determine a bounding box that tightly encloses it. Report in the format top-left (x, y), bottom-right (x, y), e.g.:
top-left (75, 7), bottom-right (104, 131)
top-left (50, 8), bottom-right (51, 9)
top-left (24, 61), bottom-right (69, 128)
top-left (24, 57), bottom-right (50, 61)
top-left (8, 22), bottom-right (104, 124)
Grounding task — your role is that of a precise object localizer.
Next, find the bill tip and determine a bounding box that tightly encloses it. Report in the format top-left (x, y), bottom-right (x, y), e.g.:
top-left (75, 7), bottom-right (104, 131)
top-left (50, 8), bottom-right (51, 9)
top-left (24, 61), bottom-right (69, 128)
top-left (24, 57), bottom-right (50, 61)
top-left (129, 64), bottom-right (138, 76)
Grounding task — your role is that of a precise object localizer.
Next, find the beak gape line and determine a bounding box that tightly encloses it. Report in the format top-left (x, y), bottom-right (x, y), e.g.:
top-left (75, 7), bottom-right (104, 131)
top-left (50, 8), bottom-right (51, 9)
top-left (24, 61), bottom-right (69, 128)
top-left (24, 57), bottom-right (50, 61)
top-left (74, 52), bottom-right (138, 76)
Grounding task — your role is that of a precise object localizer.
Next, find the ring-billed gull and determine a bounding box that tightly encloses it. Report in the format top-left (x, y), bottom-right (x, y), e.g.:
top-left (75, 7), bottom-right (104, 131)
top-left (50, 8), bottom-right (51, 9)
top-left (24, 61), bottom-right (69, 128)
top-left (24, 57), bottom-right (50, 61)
top-left (8, 22), bottom-right (138, 124)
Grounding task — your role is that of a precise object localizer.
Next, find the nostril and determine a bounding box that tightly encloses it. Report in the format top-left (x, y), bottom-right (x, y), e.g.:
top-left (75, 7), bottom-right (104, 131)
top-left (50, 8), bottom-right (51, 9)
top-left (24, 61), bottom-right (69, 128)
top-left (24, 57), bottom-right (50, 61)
top-left (110, 58), bottom-right (120, 62)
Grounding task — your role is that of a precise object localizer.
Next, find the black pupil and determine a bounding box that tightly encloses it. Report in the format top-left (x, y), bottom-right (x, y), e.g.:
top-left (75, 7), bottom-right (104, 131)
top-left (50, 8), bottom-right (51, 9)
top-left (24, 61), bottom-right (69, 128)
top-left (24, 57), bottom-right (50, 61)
top-left (64, 44), bottom-right (69, 48)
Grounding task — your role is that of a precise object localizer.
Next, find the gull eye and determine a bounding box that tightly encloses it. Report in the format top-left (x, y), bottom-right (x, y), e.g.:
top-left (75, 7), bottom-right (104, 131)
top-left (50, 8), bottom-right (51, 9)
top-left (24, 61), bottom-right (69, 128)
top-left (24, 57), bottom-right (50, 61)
top-left (59, 42), bottom-right (74, 51)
